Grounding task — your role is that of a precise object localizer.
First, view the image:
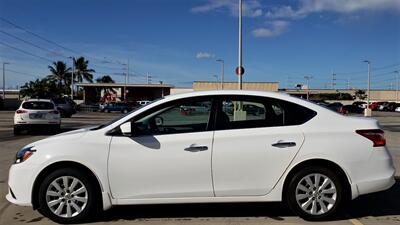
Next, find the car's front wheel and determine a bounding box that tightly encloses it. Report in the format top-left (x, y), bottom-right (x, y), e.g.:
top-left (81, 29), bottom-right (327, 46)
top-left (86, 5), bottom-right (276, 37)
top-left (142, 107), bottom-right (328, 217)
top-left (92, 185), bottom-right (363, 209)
top-left (286, 166), bottom-right (344, 220)
top-left (37, 168), bottom-right (99, 224)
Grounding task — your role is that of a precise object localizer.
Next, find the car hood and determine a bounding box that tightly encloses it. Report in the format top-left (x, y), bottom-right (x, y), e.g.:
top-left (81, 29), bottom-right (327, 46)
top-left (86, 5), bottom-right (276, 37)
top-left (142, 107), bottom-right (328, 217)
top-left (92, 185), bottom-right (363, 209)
top-left (29, 126), bottom-right (95, 147)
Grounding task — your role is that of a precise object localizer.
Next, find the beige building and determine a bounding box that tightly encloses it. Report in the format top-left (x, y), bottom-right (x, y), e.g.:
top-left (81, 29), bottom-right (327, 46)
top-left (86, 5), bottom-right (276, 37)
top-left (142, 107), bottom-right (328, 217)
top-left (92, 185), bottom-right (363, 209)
top-left (192, 81), bottom-right (279, 91)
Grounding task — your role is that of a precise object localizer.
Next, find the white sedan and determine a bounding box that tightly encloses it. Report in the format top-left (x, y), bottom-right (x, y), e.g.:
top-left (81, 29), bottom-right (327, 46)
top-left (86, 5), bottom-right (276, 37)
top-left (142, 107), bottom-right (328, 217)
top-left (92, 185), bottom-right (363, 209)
top-left (13, 99), bottom-right (61, 135)
top-left (6, 90), bottom-right (395, 223)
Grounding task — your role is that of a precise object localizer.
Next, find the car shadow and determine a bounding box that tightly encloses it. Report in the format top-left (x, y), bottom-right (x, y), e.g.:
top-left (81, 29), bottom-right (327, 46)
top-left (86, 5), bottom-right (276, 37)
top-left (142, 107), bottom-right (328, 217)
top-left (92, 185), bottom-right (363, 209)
top-left (93, 180), bottom-right (400, 222)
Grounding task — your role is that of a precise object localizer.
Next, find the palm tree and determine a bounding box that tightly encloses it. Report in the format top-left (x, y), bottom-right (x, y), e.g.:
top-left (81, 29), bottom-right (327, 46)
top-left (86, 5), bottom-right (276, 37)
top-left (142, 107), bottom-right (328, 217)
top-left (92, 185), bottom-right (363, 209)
top-left (74, 57), bottom-right (95, 83)
top-left (48, 61), bottom-right (71, 89)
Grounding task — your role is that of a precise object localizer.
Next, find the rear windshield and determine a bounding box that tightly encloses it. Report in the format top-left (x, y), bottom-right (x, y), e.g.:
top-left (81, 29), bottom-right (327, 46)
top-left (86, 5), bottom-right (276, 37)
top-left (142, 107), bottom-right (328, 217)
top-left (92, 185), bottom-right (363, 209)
top-left (22, 101), bottom-right (54, 110)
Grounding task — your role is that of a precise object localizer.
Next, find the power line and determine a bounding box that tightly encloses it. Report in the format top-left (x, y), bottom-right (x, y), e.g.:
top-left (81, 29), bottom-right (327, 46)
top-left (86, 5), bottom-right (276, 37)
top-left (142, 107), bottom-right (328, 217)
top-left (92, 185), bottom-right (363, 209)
top-left (0, 29), bottom-right (66, 59)
top-left (0, 17), bottom-right (124, 68)
top-left (0, 40), bottom-right (53, 62)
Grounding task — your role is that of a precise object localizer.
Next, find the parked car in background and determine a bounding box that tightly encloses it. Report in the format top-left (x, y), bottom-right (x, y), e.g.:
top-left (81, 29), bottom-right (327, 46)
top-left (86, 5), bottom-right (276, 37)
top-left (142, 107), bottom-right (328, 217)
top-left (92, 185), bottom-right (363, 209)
top-left (327, 102), bottom-right (343, 113)
top-left (368, 102), bottom-right (380, 111)
top-left (52, 97), bottom-right (76, 118)
top-left (13, 99), bottom-right (61, 135)
top-left (6, 90), bottom-right (395, 223)
top-left (137, 100), bottom-right (151, 106)
top-left (352, 101), bottom-right (367, 109)
top-left (102, 102), bottom-right (132, 113)
top-left (395, 106), bottom-right (400, 112)
top-left (379, 102), bottom-right (398, 111)
top-left (342, 104), bottom-right (363, 114)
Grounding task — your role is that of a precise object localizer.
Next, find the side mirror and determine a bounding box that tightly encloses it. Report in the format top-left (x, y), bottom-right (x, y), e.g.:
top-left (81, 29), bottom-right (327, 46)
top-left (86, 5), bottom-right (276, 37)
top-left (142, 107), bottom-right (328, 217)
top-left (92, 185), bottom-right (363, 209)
top-left (120, 122), bottom-right (131, 136)
top-left (155, 117), bottom-right (163, 126)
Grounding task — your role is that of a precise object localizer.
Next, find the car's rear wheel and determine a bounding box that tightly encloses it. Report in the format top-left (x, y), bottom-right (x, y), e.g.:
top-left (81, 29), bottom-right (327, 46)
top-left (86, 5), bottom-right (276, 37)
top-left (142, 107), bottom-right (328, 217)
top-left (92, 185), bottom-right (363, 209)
top-left (37, 168), bottom-right (99, 224)
top-left (13, 126), bottom-right (22, 135)
top-left (286, 166), bottom-right (343, 220)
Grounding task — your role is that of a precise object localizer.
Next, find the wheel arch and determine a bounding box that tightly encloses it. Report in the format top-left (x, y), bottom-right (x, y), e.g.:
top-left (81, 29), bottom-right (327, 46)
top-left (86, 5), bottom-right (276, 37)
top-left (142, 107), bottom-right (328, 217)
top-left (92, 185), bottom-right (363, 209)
top-left (31, 161), bottom-right (104, 210)
top-left (282, 158), bottom-right (352, 202)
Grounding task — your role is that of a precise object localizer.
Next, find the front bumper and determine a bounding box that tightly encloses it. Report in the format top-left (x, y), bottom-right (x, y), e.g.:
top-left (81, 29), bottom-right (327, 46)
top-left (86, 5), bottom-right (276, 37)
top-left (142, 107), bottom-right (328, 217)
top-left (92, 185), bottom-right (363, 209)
top-left (6, 163), bottom-right (36, 207)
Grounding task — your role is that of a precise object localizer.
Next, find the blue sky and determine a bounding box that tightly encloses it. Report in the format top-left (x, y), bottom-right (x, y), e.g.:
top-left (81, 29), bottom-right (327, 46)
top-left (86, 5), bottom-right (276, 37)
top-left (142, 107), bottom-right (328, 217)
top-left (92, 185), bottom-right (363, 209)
top-left (0, 0), bottom-right (399, 89)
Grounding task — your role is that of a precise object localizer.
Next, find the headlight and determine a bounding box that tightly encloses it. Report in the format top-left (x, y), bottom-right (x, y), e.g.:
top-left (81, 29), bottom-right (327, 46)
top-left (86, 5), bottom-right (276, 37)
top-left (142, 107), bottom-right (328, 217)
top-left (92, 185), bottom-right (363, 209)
top-left (15, 146), bottom-right (36, 164)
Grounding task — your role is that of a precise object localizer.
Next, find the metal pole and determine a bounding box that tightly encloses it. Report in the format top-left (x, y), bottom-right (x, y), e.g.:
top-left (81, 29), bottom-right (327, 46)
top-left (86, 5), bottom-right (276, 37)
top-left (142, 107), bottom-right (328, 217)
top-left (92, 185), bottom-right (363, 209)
top-left (217, 59), bottom-right (224, 89)
top-left (2, 62), bottom-right (9, 100)
top-left (238, 0), bottom-right (243, 90)
top-left (395, 71), bottom-right (399, 102)
top-left (367, 61), bottom-right (371, 108)
top-left (70, 57), bottom-right (74, 100)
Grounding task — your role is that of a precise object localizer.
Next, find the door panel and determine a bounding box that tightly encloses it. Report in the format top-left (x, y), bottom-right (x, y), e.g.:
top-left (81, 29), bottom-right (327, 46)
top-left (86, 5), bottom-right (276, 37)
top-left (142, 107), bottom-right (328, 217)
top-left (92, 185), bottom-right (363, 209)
top-left (212, 126), bottom-right (304, 196)
top-left (109, 132), bottom-right (214, 199)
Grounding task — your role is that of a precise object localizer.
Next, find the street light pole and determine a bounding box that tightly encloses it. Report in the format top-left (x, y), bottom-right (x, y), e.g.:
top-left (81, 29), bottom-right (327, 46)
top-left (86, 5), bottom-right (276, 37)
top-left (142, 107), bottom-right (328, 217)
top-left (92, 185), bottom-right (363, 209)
top-left (304, 75), bottom-right (313, 100)
top-left (238, 0), bottom-right (243, 90)
top-left (69, 57), bottom-right (74, 100)
top-left (2, 62), bottom-right (10, 100)
top-left (363, 60), bottom-right (371, 108)
top-left (395, 70), bottom-right (399, 102)
top-left (216, 59), bottom-right (224, 90)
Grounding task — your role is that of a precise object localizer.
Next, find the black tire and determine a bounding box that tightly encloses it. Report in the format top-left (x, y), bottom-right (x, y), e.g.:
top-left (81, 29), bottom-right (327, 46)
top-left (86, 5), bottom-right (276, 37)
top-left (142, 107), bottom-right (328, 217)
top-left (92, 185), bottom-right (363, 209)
top-left (13, 126), bottom-right (21, 135)
top-left (37, 168), bottom-right (100, 224)
top-left (286, 166), bottom-right (344, 221)
top-left (52, 124), bottom-right (61, 134)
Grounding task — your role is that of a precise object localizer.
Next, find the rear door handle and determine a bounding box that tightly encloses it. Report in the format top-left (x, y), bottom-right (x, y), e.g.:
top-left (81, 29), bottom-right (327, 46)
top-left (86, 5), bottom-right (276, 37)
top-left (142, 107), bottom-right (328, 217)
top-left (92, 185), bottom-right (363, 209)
top-left (184, 145), bottom-right (208, 152)
top-left (271, 141), bottom-right (296, 148)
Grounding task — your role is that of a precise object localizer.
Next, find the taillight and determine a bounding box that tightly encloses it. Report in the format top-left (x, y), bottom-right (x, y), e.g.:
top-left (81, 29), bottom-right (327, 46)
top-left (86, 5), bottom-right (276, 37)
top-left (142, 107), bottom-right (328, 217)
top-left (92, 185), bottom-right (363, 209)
top-left (49, 110), bottom-right (59, 114)
top-left (356, 129), bottom-right (386, 147)
top-left (16, 109), bottom-right (27, 114)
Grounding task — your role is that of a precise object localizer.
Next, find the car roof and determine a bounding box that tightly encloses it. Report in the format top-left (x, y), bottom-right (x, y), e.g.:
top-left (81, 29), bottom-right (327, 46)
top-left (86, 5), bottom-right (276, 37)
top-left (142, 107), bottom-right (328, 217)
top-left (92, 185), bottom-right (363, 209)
top-left (23, 99), bottom-right (53, 103)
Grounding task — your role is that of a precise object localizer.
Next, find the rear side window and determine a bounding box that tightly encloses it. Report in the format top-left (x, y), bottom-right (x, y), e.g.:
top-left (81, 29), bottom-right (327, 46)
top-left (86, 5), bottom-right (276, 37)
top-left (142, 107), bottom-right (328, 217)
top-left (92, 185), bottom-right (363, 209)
top-left (217, 96), bottom-right (316, 130)
top-left (275, 99), bottom-right (317, 126)
top-left (22, 101), bottom-right (54, 110)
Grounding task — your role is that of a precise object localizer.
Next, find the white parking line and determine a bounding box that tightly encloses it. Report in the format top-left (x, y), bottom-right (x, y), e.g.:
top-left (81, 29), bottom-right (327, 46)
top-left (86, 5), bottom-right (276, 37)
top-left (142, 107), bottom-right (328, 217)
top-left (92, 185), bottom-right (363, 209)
top-left (349, 218), bottom-right (364, 225)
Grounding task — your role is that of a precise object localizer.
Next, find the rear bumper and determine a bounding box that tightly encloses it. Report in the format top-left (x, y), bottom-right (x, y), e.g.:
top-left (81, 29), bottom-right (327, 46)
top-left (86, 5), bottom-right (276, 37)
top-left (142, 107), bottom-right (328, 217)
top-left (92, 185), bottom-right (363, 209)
top-left (350, 146), bottom-right (396, 198)
top-left (356, 173), bottom-right (396, 195)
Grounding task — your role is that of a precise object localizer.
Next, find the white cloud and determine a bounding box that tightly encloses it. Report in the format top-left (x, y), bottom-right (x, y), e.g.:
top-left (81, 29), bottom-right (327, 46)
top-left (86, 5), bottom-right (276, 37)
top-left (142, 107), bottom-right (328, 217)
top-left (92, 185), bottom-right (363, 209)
top-left (252, 20), bottom-right (290, 38)
top-left (191, 0), bottom-right (263, 18)
top-left (196, 52), bottom-right (215, 59)
top-left (266, 0), bottom-right (400, 19)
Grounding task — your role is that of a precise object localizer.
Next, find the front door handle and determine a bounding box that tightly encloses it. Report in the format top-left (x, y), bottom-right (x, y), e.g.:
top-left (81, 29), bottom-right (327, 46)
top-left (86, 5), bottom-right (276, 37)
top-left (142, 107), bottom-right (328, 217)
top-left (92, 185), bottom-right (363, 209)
top-left (271, 141), bottom-right (296, 148)
top-left (184, 145), bottom-right (208, 152)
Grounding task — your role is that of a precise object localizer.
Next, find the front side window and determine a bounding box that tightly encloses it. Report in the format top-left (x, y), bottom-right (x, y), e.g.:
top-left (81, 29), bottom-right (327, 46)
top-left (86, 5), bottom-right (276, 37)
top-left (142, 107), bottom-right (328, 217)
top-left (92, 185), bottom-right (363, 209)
top-left (133, 98), bottom-right (212, 135)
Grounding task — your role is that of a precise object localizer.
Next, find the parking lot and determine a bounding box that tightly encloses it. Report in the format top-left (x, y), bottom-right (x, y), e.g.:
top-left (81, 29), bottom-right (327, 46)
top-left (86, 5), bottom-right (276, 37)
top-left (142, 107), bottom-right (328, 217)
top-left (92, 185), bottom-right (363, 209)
top-left (0, 110), bottom-right (400, 225)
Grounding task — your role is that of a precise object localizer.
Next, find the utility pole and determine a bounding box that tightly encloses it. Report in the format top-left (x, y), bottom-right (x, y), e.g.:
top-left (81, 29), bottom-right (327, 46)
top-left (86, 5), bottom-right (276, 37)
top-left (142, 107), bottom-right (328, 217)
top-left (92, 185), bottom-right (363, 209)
top-left (238, 0), bottom-right (243, 90)
top-left (363, 60), bottom-right (371, 116)
top-left (304, 75), bottom-right (313, 100)
top-left (146, 73), bottom-right (152, 84)
top-left (331, 72), bottom-right (336, 90)
top-left (347, 78), bottom-right (350, 90)
top-left (2, 62), bottom-right (10, 100)
top-left (216, 59), bottom-right (224, 90)
top-left (69, 57), bottom-right (74, 100)
top-left (395, 70), bottom-right (399, 102)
